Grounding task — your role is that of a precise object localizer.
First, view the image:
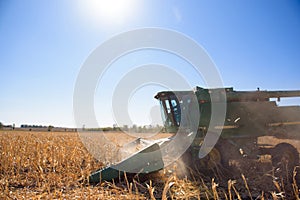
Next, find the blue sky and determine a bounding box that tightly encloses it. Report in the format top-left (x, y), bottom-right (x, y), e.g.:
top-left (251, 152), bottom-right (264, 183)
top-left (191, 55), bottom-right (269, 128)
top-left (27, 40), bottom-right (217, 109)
top-left (1, 0), bottom-right (300, 127)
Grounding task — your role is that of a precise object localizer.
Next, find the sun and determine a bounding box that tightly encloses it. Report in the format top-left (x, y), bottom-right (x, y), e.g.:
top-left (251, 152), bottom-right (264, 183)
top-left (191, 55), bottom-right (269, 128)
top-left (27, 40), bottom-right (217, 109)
top-left (78, 0), bottom-right (139, 27)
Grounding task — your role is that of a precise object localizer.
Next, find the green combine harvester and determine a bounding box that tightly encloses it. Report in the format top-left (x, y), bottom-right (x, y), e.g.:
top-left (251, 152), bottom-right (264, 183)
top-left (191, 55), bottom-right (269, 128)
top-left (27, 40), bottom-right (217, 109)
top-left (89, 86), bottom-right (300, 183)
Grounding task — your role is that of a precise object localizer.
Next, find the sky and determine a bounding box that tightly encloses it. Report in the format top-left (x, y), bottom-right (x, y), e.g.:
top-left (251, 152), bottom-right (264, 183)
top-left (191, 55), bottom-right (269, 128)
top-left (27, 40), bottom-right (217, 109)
top-left (1, 0), bottom-right (300, 128)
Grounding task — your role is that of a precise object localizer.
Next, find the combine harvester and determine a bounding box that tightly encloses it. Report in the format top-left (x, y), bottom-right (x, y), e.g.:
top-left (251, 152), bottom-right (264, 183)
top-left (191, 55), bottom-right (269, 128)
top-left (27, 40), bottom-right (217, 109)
top-left (89, 87), bottom-right (300, 183)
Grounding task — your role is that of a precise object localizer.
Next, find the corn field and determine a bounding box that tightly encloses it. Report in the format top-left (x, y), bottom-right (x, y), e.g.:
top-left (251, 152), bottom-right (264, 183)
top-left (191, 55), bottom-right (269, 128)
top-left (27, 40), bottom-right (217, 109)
top-left (0, 131), bottom-right (299, 199)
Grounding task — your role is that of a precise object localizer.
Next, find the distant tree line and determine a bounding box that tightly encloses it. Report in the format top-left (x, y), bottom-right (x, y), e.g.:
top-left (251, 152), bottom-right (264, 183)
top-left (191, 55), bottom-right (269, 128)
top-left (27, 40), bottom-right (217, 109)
top-left (86, 124), bottom-right (165, 133)
top-left (0, 122), bottom-right (15, 130)
top-left (20, 124), bottom-right (55, 131)
top-left (20, 124), bottom-right (47, 128)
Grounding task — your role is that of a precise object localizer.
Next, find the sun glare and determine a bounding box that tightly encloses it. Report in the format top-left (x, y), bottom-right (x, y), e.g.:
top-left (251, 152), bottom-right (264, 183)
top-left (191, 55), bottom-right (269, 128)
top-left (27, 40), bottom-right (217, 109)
top-left (78, 0), bottom-right (139, 27)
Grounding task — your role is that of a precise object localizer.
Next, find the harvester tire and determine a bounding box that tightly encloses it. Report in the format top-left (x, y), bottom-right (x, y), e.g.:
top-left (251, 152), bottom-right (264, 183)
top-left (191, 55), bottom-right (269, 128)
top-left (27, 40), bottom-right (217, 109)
top-left (271, 143), bottom-right (299, 173)
top-left (216, 139), bottom-right (241, 168)
top-left (194, 140), bottom-right (240, 170)
top-left (195, 145), bottom-right (224, 170)
top-left (205, 147), bottom-right (222, 169)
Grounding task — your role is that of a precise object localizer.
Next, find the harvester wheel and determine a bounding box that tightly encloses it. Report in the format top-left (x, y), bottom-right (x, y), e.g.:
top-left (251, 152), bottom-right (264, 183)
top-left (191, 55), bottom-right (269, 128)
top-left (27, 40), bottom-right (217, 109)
top-left (271, 143), bottom-right (299, 173)
top-left (215, 139), bottom-right (241, 168)
top-left (206, 147), bottom-right (222, 169)
top-left (194, 146), bottom-right (231, 179)
top-left (196, 146), bottom-right (223, 170)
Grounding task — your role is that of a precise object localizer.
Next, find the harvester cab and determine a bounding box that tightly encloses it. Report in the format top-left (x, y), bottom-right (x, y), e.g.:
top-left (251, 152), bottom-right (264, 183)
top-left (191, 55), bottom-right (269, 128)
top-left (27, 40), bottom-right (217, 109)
top-left (155, 91), bottom-right (187, 132)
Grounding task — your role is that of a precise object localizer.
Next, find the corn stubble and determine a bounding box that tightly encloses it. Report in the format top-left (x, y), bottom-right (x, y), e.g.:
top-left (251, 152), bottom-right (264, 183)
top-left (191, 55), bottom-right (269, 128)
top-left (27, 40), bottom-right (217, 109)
top-left (0, 131), bottom-right (299, 199)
